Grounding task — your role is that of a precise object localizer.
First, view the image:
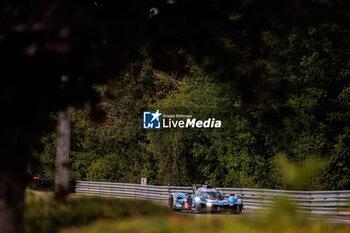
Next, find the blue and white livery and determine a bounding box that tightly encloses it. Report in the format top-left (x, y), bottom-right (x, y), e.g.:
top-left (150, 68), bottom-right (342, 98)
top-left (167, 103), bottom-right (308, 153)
top-left (168, 184), bottom-right (243, 213)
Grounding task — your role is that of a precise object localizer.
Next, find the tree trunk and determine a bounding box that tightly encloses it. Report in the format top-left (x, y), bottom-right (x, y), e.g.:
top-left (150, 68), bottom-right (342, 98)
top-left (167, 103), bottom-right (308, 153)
top-left (54, 106), bottom-right (71, 201)
top-left (0, 171), bottom-right (26, 233)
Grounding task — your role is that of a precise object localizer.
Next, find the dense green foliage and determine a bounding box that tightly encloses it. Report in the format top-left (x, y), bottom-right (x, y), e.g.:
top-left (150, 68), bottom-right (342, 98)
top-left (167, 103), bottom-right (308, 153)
top-left (35, 24), bottom-right (350, 190)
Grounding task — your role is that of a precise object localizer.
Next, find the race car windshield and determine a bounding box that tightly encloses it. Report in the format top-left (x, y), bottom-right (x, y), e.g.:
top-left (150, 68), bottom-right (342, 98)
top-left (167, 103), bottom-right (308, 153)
top-left (202, 191), bottom-right (222, 200)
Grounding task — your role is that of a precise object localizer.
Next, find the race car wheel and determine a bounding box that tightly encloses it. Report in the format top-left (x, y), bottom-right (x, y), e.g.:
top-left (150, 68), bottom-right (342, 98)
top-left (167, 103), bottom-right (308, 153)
top-left (168, 195), bottom-right (174, 209)
top-left (231, 204), bottom-right (242, 214)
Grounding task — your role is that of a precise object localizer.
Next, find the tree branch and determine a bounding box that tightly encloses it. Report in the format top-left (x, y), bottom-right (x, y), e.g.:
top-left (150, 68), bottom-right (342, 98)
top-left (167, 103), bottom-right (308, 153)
top-left (327, 98), bottom-right (350, 106)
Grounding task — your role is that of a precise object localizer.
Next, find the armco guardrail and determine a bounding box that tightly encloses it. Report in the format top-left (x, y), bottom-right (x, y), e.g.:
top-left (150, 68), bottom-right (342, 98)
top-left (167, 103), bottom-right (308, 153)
top-left (75, 181), bottom-right (350, 215)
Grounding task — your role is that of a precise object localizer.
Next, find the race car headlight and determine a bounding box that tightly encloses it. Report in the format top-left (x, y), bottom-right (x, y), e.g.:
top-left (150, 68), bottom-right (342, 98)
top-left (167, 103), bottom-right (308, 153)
top-left (206, 203), bottom-right (212, 207)
top-left (194, 197), bottom-right (201, 202)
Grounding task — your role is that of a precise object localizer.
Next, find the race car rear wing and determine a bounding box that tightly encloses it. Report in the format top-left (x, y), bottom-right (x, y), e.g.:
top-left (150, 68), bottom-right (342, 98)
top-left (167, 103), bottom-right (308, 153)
top-left (191, 184), bottom-right (198, 193)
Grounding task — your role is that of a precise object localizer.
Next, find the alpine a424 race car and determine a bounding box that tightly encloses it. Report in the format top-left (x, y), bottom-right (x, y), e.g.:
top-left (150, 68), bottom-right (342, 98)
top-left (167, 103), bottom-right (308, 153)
top-left (168, 184), bottom-right (243, 213)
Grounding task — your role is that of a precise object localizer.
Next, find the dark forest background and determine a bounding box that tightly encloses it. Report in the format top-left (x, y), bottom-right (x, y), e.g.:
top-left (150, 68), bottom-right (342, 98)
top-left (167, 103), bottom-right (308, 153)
top-left (32, 24), bottom-right (350, 190)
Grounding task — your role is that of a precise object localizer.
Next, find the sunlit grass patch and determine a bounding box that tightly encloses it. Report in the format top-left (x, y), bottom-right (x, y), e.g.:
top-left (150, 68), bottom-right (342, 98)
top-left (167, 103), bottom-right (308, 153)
top-left (25, 190), bottom-right (170, 233)
top-left (61, 214), bottom-right (349, 233)
top-left (25, 189), bottom-right (350, 233)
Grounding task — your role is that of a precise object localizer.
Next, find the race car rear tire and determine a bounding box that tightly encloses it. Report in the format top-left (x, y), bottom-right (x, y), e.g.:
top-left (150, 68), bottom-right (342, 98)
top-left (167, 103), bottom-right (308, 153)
top-left (231, 204), bottom-right (242, 214)
top-left (168, 195), bottom-right (174, 209)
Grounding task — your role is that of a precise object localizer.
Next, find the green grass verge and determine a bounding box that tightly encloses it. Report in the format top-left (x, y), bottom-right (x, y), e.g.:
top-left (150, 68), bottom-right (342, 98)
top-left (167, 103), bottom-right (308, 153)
top-left (26, 191), bottom-right (350, 233)
top-left (25, 191), bottom-right (170, 233)
top-left (61, 215), bottom-right (350, 233)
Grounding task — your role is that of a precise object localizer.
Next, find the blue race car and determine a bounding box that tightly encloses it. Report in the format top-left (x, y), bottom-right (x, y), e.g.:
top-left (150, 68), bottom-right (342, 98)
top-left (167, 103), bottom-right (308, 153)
top-left (168, 184), bottom-right (243, 213)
